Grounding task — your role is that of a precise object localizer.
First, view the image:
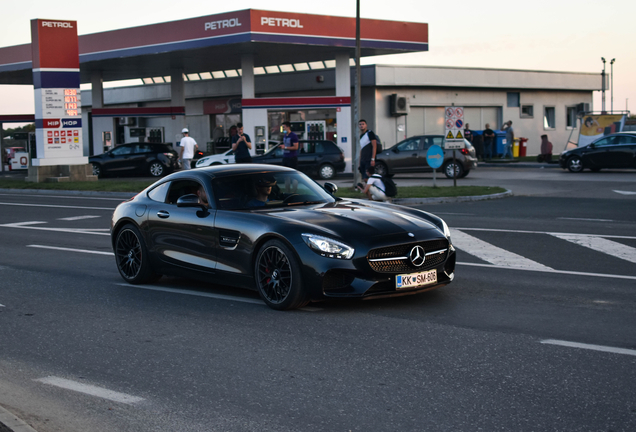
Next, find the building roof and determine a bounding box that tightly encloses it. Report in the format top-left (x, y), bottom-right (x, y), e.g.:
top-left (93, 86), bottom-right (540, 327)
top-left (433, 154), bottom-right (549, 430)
top-left (0, 10), bottom-right (428, 85)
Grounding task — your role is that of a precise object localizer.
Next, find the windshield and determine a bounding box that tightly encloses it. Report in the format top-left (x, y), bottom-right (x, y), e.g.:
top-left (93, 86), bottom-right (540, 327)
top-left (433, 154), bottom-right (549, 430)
top-left (212, 171), bottom-right (336, 210)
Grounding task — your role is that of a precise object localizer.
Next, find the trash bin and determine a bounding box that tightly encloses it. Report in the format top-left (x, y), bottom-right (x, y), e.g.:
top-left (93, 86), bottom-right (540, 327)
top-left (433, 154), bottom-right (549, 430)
top-left (513, 138), bottom-right (520, 158)
top-left (519, 137), bottom-right (528, 157)
top-left (494, 131), bottom-right (506, 157)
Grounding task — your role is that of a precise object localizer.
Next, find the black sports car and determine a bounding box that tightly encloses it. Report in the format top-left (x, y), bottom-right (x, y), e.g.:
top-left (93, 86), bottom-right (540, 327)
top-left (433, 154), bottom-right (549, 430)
top-left (111, 164), bottom-right (456, 310)
top-left (559, 132), bottom-right (636, 172)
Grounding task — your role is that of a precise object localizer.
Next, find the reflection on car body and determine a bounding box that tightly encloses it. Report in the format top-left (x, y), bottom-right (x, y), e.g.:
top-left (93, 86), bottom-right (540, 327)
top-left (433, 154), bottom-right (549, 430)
top-left (110, 164), bottom-right (456, 310)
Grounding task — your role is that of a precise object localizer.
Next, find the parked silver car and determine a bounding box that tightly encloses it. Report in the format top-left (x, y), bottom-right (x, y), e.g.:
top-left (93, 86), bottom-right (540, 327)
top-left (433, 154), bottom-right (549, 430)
top-left (375, 135), bottom-right (478, 178)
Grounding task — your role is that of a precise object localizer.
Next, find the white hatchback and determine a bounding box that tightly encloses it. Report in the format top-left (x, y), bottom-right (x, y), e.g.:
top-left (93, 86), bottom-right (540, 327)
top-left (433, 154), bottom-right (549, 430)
top-left (195, 149), bottom-right (235, 167)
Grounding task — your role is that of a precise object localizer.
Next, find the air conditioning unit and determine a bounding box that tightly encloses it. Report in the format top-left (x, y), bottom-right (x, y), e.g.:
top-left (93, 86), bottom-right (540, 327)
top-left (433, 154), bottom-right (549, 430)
top-left (118, 117), bottom-right (137, 126)
top-left (390, 94), bottom-right (409, 116)
top-left (576, 103), bottom-right (590, 115)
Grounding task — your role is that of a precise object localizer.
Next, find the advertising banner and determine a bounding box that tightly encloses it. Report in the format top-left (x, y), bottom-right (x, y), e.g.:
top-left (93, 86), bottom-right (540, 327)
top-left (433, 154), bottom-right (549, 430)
top-left (578, 114), bottom-right (625, 146)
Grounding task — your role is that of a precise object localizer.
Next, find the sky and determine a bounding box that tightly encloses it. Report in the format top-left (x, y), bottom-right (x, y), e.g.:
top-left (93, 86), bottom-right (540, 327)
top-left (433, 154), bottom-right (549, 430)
top-left (1, 0), bottom-right (634, 118)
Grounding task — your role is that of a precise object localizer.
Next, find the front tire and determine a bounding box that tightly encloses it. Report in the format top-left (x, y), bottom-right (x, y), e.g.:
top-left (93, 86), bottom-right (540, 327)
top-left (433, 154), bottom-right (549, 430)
top-left (318, 163), bottom-right (335, 180)
top-left (443, 161), bottom-right (464, 179)
top-left (115, 224), bottom-right (159, 284)
top-left (566, 156), bottom-right (584, 173)
top-left (148, 160), bottom-right (165, 177)
top-left (255, 240), bottom-right (308, 310)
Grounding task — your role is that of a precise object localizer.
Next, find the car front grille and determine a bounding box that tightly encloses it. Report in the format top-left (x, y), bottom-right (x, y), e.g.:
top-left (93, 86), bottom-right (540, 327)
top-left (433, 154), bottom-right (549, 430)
top-left (367, 239), bottom-right (449, 274)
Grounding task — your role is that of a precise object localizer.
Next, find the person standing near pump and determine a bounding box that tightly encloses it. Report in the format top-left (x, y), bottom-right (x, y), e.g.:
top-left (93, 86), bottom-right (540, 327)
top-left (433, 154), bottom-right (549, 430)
top-left (281, 121), bottom-right (299, 169)
top-left (179, 128), bottom-right (198, 170)
top-left (501, 120), bottom-right (514, 159)
top-left (358, 119), bottom-right (378, 181)
top-left (232, 122), bottom-right (252, 163)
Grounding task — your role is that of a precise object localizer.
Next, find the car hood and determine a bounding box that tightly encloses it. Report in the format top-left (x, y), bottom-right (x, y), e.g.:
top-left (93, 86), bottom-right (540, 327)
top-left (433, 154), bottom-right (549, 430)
top-left (260, 200), bottom-right (443, 242)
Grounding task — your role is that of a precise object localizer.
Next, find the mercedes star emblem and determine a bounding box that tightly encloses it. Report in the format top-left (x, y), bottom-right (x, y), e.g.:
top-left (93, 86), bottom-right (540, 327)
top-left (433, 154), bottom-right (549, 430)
top-left (409, 245), bottom-right (425, 267)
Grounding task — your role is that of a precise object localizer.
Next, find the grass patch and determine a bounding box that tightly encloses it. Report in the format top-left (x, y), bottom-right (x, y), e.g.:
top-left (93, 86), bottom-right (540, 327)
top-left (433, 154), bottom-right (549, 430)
top-left (0, 178), bottom-right (154, 193)
top-left (336, 185), bottom-right (507, 199)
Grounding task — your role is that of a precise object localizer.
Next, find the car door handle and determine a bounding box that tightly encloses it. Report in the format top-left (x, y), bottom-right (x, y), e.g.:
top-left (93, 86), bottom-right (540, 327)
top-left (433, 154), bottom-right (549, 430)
top-left (157, 210), bottom-right (170, 219)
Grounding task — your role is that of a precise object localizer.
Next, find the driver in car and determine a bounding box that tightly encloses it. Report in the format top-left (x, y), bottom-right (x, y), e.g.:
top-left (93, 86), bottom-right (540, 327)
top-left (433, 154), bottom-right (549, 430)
top-left (247, 176), bottom-right (277, 207)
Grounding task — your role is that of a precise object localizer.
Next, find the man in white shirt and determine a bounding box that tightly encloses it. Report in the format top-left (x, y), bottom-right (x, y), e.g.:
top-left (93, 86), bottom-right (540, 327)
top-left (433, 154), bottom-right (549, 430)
top-left (357, 166), bottom-right (387, 201)
top-left (179, 128), bottom-right (198, 170)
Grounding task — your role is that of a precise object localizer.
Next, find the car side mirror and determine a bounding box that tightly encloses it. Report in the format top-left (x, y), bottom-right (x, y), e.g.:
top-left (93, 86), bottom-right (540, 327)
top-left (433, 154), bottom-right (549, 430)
top-left (393, 147), bottom-right (399, 153)
top-left (589, 143), bottom-right (595, 149)
top-left (177, 194), bottom-right (206, 210)
top-left (324, 182), bottom-right (338, 194)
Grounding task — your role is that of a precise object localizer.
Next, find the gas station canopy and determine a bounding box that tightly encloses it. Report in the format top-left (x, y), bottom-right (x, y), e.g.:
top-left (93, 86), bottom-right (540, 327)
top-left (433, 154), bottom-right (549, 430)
top-left (0, 9), bottom-right (428, 85)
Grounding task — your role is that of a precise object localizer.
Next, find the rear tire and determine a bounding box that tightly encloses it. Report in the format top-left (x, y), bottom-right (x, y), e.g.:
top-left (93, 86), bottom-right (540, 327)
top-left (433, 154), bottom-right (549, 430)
top-left (443, 161), bottom-right (464, 179)
top-left (254, 240), bottom-right (308, 310)
top-left (318, 163), bottom-right (335, 180)
top-left (114, 224), bottom-right (160, 284)
top-left (374, 161), bottom-right (389, 177)
top-left (148, 161), bottom-right (165, 177)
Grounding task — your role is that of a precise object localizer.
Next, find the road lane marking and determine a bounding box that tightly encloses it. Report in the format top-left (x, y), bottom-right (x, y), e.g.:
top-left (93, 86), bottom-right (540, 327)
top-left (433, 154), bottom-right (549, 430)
top-left (0, 304), bottom-right (4, 307)
top-left (613, 190), bottom-right (636, 195)
top-left (541, 340), bottom-right (636, 357)
top-left (58, 215), bottom-right (101, 221)
top-left (114, 283), bottom-right (322, 311)
top-left (0, 202), bottom-right (114, 210)
top-left (557, 217), bottom-right (614, 222)
top-left (550, 234), bottom-right (636, 264)
top-left (451, 229), bottom-right (553, 270)
top-left (455, 227), bottom-right (636, 240)
top-left (457, 262), bottom-right (636, 280)
top-left (27, 245), bottom-right (113, 256)
top-left (34, 376), bottom-right (144, 404)
top-left (0, 223), bottom-right (109, 236)
top-left (0, 192), bottom-right (128, 201)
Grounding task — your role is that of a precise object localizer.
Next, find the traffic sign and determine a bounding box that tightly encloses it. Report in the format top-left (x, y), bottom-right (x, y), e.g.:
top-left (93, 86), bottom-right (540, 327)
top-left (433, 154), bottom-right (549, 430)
top-left (445, 140), bottom-right (465, 150)
top-left (446, 131), bottom-right (454, 139)
top-left (426, 145), bottom-right (444, 169)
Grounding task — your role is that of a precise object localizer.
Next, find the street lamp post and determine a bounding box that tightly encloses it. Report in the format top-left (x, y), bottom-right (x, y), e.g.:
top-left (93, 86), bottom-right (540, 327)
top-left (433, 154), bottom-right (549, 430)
top-left (610, 58), bottom-right (615, 113)
top-left (601, 57), bottom-right (606, 113)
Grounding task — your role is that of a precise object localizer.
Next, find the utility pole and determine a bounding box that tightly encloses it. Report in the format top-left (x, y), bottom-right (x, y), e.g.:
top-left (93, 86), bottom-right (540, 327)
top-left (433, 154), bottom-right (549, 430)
top-left (610, 58), bottom-right (615, 113)
top-left (352, 0), bottom-right (361, 186)
top-left (601, 57), bottom-right (606, 113)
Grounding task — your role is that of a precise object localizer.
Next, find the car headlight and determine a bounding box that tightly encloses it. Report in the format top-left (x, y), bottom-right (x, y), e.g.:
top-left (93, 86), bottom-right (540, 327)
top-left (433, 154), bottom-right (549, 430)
top-left (301, 234), bottom-right (354, 259)
top-left (196, 157), bottom-right (209, 166)
top-left (440, 219), bottom-right (452, 244)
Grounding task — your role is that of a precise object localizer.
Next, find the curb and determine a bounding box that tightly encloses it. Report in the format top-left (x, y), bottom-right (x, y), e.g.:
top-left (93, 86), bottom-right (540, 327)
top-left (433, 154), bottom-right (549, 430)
top-left (0, 406), bottom-right (38, 432)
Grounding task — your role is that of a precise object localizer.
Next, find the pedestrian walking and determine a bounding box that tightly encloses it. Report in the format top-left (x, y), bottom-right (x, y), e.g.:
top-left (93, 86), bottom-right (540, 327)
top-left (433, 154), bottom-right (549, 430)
top-left (179, 128), bottom-right (198, 170)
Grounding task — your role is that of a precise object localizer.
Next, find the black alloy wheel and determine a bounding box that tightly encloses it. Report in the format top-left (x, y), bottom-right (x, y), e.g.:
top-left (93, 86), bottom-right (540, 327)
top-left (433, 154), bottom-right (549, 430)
top-left (149, 161), bottom-right (165, 177)
top-left (115, 224), bottom-right (159, 284)
top-left (255, 240), bottom-right (308, 310)
top-left (443, 161), bottom-right (464, 179)
top-left (374, 161), bottom-right (389, 177)
top-left (318, 163), bottom-right (335, 180)
top-left (566, 155), bottom-right (584, 173)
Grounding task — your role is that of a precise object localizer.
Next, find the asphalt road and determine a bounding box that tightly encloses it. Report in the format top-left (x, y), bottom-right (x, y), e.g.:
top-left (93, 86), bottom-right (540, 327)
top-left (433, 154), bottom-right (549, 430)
top-left (1, 166), bottom-right (635, 431)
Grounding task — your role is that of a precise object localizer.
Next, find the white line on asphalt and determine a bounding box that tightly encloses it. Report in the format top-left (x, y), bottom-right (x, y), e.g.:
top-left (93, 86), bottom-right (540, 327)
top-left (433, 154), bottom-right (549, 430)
top-left (455, 227), bottom-right (636, 240)
top-left (58, 215), bottom-right (101, 221)
top-left (0, 304), bottom-right (4, 307)
top-left (0, 192), bottom-right (128, 201)
top-left (27, 245), bottom-right (114, 256)
top-left (34, 376), bottom-right (144, 404)
top-left (613, 190), bottom-right (636, 195)
top-left (550, 233), bottom-right (636, 264)
top-left (0, 201), bottom-right (114, 210)
top-left (115, 283), bottom-right (322, 311)
top-left (457, 262), bottom-right (636, 281)
top-left (0, 223), bottom-right (110, 236)
top-left (450, 229), bottom-right (553, 270)
top-left (558, 217), bottom-right (614, 222)
top-left (541, 339), bottom-right (636, 357)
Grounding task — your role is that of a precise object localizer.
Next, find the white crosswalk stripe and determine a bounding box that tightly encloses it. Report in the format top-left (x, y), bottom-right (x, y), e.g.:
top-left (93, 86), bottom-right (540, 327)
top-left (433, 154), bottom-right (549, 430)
top-left (450, 229), bottom-right (553, 270)
top-left (549, 234), bottom-right (636, 265)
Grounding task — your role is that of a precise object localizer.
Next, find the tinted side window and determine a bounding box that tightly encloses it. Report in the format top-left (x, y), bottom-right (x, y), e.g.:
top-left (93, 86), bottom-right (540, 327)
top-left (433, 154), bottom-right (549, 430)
top-left (616, 135), bottom-right (636, 145)
top-left (166, 180), bottom-right (205, 205)
top-left (147, 181), bottom-right (171, 203)
top-left (593, 137), bottom-right (613, 147)
top-left (397, 138), bottom-right (420, 152)
top-left (135, 144), bottom-right (154, 153)
top-left (111, 145), bottom-right (132, 156)
top-left (315, 142), bottom-right (325, 153)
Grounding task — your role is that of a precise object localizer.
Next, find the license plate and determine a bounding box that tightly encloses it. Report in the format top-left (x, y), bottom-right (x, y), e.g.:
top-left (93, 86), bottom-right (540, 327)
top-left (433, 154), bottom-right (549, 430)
top-left (396, 269), bottom-right (437, 289)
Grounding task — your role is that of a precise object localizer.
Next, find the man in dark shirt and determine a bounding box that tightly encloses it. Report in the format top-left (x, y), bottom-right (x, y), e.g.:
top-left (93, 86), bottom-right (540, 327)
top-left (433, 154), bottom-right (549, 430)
top-left (232, 122), bottom-right (252, 163)
top-left (358, 119), bottom-right (378, 181)
top-left (483, 123), bottom-right (495, 160)
top-left (282, 121), bottom-right (299, 169)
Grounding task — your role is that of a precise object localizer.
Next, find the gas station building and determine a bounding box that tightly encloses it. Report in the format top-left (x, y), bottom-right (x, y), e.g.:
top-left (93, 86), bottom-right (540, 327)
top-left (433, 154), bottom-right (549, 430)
top-left (0, 9), bottom-right (601, 176)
